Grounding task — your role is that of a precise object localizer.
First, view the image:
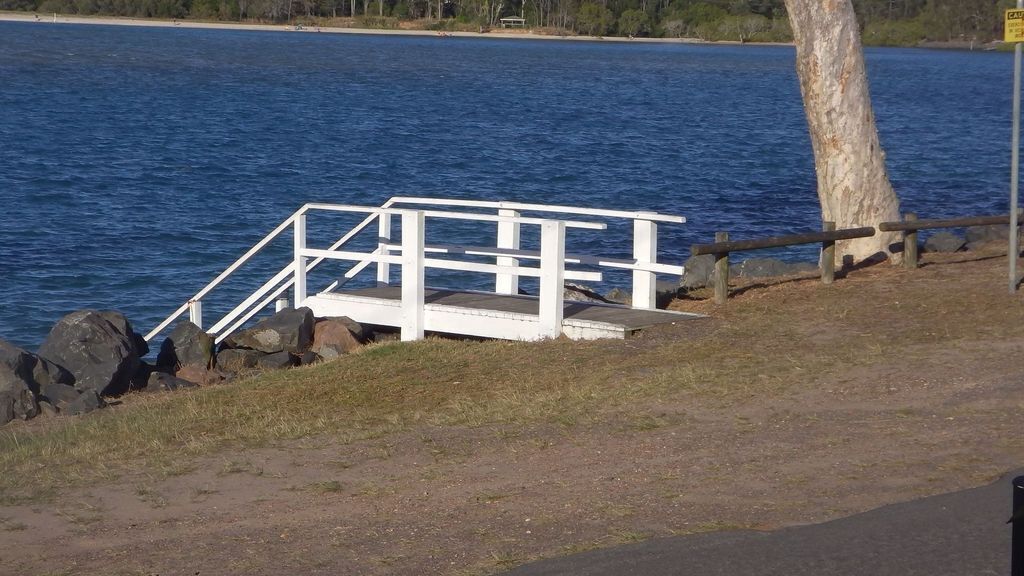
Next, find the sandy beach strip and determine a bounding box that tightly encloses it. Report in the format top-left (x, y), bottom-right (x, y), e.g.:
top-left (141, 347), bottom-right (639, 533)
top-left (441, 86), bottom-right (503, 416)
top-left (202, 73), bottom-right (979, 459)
top-left (0, 11), bottom-right (736, 45)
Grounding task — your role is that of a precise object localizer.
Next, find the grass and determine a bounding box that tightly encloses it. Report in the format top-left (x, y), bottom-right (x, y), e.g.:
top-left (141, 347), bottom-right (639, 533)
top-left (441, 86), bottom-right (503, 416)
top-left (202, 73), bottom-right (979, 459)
top-left (1, 252), bottom-right (1021, 505)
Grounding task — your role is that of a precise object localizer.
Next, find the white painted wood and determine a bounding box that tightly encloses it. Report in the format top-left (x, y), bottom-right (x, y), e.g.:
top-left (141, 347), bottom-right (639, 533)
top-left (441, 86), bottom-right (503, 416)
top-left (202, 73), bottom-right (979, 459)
top-left (188, 300), bottom-right (202, 328)
top-left (401, 210), bottom-right (425, 341)
top-left (388, 196), bottom-right (686, 223)
top-left (377, 213), bottom-right (391, 287)
top-left (632, 218), bottom-right (658, 309)
top-left (293, 212), bottom-right (307, 307)
top-left (538, 220), bottom-right (566, 339)
top-left (495, 208), bottom-right (521, 295)
top-left (394, 243), bottom-right (683, 275)
top-left (275, 297), bottom-right (289, 312)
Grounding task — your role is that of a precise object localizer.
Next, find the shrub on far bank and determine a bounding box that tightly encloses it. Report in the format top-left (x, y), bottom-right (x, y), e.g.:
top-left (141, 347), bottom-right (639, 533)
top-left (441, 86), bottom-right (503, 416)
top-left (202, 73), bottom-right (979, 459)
top-left (863, 18), bottom-right (926, 47)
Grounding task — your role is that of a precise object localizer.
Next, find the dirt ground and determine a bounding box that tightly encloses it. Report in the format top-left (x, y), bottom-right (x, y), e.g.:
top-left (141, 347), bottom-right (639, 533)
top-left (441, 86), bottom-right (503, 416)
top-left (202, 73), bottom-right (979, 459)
top-left (3, 251), bottom-right (1024, 576)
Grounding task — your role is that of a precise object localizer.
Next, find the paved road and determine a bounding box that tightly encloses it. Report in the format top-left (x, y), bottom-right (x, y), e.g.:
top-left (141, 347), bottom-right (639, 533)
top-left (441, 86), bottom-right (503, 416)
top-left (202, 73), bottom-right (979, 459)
top-left (503, 470), bottom-right (1021, 576)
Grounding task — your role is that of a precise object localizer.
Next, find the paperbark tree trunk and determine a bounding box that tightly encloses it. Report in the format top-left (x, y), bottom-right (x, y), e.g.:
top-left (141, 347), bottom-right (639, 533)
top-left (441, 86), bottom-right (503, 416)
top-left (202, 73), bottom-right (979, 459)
top-left (785, 0), bottom-right (902, 263)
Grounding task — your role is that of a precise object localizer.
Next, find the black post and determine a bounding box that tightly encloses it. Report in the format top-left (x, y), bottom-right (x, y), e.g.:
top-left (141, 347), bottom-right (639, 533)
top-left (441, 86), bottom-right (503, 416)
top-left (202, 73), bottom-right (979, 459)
top-left (1013, 475), bottom-right (1024, 576)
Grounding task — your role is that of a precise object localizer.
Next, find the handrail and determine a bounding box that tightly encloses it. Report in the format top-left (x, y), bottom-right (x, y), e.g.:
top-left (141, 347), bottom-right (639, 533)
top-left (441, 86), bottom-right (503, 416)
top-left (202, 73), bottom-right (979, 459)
top-left (387, 196), bottom-right (686, 223)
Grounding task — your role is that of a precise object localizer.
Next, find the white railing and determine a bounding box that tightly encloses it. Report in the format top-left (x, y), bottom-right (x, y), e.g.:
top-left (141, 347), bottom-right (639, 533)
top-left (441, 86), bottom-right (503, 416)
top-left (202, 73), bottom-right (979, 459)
top-left (144, 197), bottom-right (685, 344)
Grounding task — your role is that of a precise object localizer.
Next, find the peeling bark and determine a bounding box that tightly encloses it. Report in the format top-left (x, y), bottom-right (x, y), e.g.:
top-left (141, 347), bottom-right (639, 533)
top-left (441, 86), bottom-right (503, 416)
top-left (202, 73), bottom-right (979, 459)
top-left (785, 0), bottom-right (902, 263)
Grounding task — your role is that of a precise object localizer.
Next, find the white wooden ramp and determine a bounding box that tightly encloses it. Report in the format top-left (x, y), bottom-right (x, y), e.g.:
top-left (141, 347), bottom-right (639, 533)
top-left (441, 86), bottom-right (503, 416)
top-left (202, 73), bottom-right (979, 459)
top-left (145, 197), bottom-right (701, 344)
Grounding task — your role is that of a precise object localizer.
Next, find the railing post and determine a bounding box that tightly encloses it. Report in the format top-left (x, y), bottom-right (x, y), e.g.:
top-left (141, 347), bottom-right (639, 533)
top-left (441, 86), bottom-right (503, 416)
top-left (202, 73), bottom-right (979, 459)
top-left (904, 212), bottom-right (919, 270)
top-left (1012, 475), bottom-right (1024, 576)
top-left (714, 231), bottom-right (729, 305)
top-left (495, 208), bottom-right (521, 295)
top-left (188, 300), bottom-right (203, 329)
top-left (632, 216), bottom-right (658, 309)
top-left (275, 297), bottom-right (289, 312)
top-left (377, 212), bottom-right (392, 287)
top-left (294, 211), bottom-right (307, 306)
top-left (400, 210), bottom-right (425, 342)
top-left (539, 220), bottom-right (566, 339)
top-left (822, 221), bottom-right (835, 285)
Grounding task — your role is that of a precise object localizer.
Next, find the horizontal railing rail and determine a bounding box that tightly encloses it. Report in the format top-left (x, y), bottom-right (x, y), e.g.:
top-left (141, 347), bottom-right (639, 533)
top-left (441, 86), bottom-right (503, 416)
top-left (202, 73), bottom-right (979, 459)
top-left (690, 222), bottom-right (875, 304)
top-left (878, 211), bottom-right (1021, 269)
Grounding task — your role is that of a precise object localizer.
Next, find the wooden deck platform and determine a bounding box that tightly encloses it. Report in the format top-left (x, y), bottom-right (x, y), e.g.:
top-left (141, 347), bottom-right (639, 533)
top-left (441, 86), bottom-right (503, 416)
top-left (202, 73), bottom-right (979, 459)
top-left (303, 286), bottom-right (702, 341)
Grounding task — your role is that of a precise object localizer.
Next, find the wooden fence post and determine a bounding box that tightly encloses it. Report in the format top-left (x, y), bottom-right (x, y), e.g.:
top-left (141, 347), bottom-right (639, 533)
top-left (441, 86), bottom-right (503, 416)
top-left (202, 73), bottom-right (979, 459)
top-left (714, 231), bottom-right (729, 304)
top-left (904, 212), bottom-right (918, 269)
top-left (822, 221), bottom-right (835, 285)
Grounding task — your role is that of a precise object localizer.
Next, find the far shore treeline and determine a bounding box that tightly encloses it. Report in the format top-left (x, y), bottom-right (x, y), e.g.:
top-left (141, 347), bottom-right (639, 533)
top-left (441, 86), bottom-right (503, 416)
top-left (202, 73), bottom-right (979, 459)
top-left (1, 0), bottom-right (1017, 45)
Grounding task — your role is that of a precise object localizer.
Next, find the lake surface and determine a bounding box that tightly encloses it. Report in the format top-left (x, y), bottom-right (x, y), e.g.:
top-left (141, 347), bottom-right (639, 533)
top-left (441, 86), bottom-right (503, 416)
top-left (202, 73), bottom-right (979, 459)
top-left (0, 21), bottom-right (1014, 348)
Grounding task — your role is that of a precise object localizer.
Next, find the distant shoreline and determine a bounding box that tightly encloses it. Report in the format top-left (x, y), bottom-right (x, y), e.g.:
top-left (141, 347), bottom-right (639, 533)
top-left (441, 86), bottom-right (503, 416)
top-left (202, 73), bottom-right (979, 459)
top-left (0, 11), bottom-right (792, 46)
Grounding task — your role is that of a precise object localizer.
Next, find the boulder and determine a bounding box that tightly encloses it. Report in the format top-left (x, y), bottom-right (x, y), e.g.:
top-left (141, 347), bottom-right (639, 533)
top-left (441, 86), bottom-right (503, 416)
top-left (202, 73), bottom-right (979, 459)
top-left (603, 288), bottom-right (630, 304)
top-left (147, 371), bottom-right (199, 392)
top-left (175, 365), bottom-right (225, 386)
top-left (966, 224), bottom-right (1009, 245)
top-left (680, 254), bottom-right (715, 289)
top-left (563, 283), bottom-right (613, 304)
top-left (257, 351), bottom-right (296, 370)
top-left (732, 258), bottom-right (816, 279)
top-left (311, 318), bottom-right (365, 360)
top-left (63, 390), bottom-right (104, 416)
top-left (924, 231), bottom-right (966, 253)
top-left (224, 307), bottom-right (314, 354)
top-left (37, 310), bottom-right (145, 397)
top-left (157, 321), bottom-right (215, 371)
top-left (298, 351), bottom-right (320, 366)
top-left (216, 348), bottom-right (264, 372)
top-left (39, 382), bottom-right (81, 410)
top-left (0, 369), bottom-right (38, 425)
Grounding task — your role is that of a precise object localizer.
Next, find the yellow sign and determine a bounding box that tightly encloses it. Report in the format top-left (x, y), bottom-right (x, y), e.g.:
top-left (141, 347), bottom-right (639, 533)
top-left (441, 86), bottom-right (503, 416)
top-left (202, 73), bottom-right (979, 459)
top-left (1007, 9), bottom-right (1024, 42)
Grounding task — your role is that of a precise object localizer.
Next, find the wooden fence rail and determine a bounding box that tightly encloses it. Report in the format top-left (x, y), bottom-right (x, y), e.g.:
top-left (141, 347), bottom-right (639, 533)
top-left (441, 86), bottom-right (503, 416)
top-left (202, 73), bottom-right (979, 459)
top-left (878, 212), bottom-right (1019, 269)
top-left (690, 223), bottom-right (876, 304)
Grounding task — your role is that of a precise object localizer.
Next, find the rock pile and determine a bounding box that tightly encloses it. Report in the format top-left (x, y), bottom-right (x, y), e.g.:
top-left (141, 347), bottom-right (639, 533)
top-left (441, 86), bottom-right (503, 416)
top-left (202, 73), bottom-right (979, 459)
top-left (1, 307), bottom-right (371, 427)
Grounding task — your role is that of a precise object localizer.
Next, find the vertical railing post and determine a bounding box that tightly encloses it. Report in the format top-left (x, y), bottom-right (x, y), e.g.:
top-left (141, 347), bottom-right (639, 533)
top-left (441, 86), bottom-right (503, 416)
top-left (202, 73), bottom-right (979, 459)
top-left (539, 220), bottom-right (566, 339)
top-left (1013, 475), bottom-right (1024, 576)
top-left (904, 212), bottom-right (919, 270)
top-left (714, 231), bottom-right (729, 305)
top-left (188, 300), bottom-right (203, 329)
top-left (400, 210), bottom-right (425, 342)
top-left (822, 221), bottom-right (836, 285)
top-left (275, 297), bottom-right (289, 312)
top-left (495, 208), bottom-right (521, 295)
top-left (632, 216), bottom-right (658, 309)
top-left (293, 211), bottom-right (307, 307)
top-left (377, 211), bottom-right (392, 287)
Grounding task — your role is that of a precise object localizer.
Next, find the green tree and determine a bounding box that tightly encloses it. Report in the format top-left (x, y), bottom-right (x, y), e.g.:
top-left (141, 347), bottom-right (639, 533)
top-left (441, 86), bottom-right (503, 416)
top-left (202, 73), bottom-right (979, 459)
top-left (618, 7), bottom-right (649, 34)
top-left (576, 1), bottom-right (613, 34)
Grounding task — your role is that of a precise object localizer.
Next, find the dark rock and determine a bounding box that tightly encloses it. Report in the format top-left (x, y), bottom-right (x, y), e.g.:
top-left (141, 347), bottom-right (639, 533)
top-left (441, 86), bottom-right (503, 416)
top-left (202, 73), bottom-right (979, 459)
top-left (224, 307), bottom-right (315, 354)
top-left (966, 224), bottom-right (1009, 244)
top-left (603, 288), bottom-right (630, 304)
top-left (564, 283), bottom-right (613, 303)
top-left (680, 254), bottom-right (715, 289)
top-left (732, 258), bottom-right (817, 278)
top-left (40, 382), bottom-right (81, 409)
top-left (257, 351), bottom-right (296, 370)
top-left (130, 361), bottom-right (154, 391)
top-left (37, 400), bottom-right (58, 417)
top-left (98, 310), bottom-right (149, 357)
top-left (924, 232), bottom-right (966, 253)
top-left (216, 348), bottom-right (263, 372)
top-left (63, 389), bottom-right (104, 416)
top-left (0, 370), bottom-right (38, 425)
top-left (312, 318), bottom-right (365, 360)
top-left (157, 321), bottom-right (215, 372)
top-left (656, 280), bottom-right (680, 308)
top-left (0, 339), bottom-right (40, 394)
top-left (147, 371), bottom-right (200, 392)
top-left (299, 351), bottom-right (320, 365)
top-left (175, 365), bottom-right (225, 386)
top-left (37, 310), bottom-right (145, 396)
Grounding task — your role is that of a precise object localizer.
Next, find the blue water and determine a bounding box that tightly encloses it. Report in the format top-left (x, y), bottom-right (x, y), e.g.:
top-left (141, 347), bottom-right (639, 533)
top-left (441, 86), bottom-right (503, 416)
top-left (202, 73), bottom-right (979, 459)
top-left (0, 21), bottom-right (1013, 348)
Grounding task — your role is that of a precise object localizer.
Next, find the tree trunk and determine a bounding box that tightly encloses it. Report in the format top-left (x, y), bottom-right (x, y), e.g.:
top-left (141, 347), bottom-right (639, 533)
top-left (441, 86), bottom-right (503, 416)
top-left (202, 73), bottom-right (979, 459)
top-left (785, 0), bottom-right (902, 264)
